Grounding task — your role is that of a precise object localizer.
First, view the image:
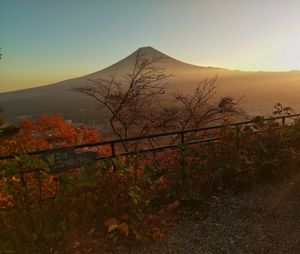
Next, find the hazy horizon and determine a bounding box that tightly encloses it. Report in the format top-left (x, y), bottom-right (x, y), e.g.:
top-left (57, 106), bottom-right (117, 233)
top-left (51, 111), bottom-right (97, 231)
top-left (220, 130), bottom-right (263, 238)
top-left (1, 0), bottom-right (300, 92)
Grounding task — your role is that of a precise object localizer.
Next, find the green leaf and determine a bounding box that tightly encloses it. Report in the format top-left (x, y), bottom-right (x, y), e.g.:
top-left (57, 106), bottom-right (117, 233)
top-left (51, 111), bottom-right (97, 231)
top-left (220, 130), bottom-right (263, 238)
top-left (113, 157), bottom-right (131, 173)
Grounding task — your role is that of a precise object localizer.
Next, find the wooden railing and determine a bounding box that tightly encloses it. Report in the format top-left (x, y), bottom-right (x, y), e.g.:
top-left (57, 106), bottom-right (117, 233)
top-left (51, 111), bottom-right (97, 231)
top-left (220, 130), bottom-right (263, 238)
top-left (1, 113), bottom-right (300, 173)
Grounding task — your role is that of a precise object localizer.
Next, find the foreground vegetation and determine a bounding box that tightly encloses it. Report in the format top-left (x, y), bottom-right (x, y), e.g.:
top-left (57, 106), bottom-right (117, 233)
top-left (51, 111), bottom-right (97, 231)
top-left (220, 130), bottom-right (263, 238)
top-left (0, 112), bottom-right (300, 253)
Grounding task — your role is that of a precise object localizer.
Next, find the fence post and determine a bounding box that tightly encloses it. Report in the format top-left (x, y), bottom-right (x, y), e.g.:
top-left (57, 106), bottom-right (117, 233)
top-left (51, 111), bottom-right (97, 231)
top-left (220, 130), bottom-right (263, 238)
top-left (282, 116), bottom-right (286, 126)
top-left (181, 132), bottom-right (185, 144)
top-left (111, 142), bottom-right (116, 157)
top-left (111, 142), bottom-right (116, 171)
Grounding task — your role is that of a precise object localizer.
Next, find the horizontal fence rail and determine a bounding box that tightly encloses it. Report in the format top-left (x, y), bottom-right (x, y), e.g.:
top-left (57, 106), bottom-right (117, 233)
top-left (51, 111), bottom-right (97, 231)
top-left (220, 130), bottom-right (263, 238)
top-left (0, 113), bottom-right (300, 174)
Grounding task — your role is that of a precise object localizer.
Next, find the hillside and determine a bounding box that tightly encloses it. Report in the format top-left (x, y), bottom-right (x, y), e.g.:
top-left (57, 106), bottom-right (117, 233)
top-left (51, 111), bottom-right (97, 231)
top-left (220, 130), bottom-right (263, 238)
top-left (1, 46), bottom-right (300, 126)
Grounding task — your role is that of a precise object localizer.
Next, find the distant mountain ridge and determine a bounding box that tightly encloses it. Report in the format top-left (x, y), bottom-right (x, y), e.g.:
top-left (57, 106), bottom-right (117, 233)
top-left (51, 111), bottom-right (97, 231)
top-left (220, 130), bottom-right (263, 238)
top-left (1, 46), bottom-right (300, 126)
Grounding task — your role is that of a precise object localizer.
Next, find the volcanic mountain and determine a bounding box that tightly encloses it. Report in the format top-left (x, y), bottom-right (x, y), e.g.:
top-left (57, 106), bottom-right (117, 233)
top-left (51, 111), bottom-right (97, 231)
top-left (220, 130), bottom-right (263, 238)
top-left (1, 46), bottom-right (300, 127)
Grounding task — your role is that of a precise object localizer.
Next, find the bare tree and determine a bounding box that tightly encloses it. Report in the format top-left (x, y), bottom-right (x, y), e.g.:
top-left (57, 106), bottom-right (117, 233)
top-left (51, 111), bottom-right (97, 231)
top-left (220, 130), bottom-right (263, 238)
top-left (273, 103), bottom-right (294, 116)
top-left (73, 50), bottom-right (242, 144)
top-left (143, 78), bottom-right (242, 134)
top-left (72, 49), bottom-right (171, 139)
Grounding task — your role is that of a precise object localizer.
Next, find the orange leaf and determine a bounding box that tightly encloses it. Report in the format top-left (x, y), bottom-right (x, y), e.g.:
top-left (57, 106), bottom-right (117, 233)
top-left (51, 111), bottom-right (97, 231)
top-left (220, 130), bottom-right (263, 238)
top-left (104, 218), bottom-right (118, 233)
top-left (118, 223), bottom-right (129, 237)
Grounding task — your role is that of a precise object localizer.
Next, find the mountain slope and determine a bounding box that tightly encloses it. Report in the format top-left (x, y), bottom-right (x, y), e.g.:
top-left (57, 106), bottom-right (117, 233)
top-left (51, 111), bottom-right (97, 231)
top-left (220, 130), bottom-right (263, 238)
top-left (1, 46), bottom-right (300, 125)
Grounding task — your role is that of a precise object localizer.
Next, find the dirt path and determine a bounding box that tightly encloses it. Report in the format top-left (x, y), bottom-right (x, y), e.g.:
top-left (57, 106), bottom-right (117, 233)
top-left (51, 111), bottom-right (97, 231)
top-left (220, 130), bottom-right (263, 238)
top-left (128, 173), bottom-right (300, 254)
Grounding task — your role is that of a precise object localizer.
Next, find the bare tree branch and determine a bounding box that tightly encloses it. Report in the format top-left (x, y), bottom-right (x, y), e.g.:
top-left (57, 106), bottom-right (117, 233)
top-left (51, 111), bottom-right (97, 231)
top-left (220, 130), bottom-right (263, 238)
top-left (73, 49), bottom-right (243, 149)
top-left (72, 49), bottom-right (172, 141)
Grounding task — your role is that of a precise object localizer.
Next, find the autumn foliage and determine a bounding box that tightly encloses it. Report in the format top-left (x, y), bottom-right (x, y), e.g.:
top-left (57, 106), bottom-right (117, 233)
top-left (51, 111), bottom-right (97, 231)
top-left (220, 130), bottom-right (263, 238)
top-left (1, 113), bottom-right (300, 253)
top-left (0, 114), bottom-right (101, 155)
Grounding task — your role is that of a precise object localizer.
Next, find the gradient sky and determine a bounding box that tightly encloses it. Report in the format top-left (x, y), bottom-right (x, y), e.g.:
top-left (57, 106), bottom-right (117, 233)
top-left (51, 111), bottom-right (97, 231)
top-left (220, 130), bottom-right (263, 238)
top-left (1, 0), bottom-right (300, 92)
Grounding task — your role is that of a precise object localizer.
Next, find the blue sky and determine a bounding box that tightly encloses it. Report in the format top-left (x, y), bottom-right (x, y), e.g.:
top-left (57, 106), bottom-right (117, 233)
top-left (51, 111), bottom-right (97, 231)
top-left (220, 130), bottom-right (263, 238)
top-left (1, 0), bottom-right (300, 92)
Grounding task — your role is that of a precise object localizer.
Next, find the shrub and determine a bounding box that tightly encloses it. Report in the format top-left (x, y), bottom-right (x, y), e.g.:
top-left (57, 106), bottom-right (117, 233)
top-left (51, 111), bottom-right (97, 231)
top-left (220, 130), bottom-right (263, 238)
top-left (1, 113), bottom-right (300, 252)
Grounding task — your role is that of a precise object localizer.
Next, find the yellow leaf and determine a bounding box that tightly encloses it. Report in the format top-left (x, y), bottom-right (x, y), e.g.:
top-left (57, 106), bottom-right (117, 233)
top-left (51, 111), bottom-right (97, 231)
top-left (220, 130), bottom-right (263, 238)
top-left (118, 223), bottom-right (129, 237)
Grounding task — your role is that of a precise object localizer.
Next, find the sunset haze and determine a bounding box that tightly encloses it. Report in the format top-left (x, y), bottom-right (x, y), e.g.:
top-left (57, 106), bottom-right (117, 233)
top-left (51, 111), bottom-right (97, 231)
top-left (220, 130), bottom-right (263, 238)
top-left (1, 0), bottom-right (300, 92)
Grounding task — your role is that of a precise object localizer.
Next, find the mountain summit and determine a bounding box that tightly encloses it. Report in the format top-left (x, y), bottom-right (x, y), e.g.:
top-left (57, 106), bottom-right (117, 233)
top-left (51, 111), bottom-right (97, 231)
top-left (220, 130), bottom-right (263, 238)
top-left (88, 46), bottom-right (215, 78)
top-left (135, 46), bottom-right (165, 55)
